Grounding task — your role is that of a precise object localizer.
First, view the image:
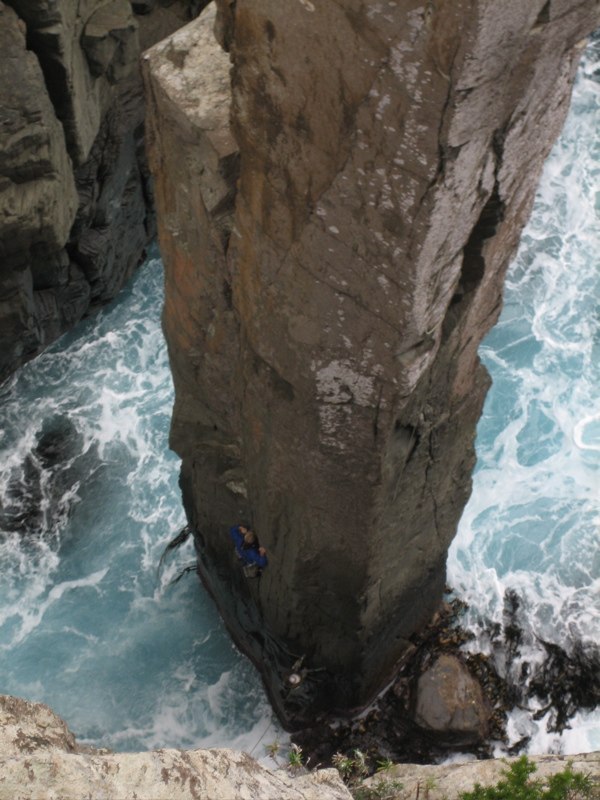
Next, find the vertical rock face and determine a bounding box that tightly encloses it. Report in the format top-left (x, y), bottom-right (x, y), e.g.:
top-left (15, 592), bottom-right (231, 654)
top-left (0, 0), bottom-right (203, 383)
top-left (144, 1), bottom-right (599, 725)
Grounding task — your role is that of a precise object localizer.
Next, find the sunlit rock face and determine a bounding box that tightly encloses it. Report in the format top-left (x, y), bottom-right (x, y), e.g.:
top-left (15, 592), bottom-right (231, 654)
top-left (6, 692), bottom-right (595, 800)
top-left (0, 0), bottom-right (203, 383)
top-left (0, 694), bottom-right (352, 800)
top-left (144, 1), bottom-right (599, 725)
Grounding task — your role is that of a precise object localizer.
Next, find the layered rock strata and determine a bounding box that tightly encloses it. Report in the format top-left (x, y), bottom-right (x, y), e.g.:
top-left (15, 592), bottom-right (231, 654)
top-left (144, 1), bottom-right (600, 725)
top-left (0, 0), bottom-right (204, 383)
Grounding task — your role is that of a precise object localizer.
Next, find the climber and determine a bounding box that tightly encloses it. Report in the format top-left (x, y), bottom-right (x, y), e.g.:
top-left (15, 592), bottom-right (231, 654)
top-left (229, 523), bottom-right (268, 576)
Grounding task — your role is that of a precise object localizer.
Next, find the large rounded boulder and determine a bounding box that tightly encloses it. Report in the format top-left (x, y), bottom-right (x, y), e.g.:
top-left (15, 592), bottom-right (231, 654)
top-left (413, 654), bottom-right (491, 745)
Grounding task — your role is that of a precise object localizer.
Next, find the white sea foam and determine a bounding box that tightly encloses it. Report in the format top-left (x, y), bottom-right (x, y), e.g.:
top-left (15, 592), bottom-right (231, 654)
top-left (574, 414), bottom-right (600, 451)
top-left (449, 38), bottom-right (600, 753)
top-left (0, 568), bottom-right (108, 648)
top-left (0, 40), bottom-right (597, 760)
top-left (0, 254), bottom-right (284, 752)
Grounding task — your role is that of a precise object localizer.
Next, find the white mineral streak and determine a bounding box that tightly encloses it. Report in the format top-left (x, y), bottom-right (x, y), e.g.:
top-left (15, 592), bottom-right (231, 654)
top-left (316, 360), bottom-right (375, 406)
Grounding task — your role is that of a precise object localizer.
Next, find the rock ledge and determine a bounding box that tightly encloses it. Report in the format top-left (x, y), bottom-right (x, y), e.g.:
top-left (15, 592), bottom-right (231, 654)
top-left (1, 694), bottom-right (598, 800)
top-left (0, 695), bottom-right (350, 800)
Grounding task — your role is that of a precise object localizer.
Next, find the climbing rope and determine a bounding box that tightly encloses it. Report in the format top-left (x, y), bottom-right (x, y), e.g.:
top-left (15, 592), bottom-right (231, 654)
top-left (248, 715), bottom-right (276, 758)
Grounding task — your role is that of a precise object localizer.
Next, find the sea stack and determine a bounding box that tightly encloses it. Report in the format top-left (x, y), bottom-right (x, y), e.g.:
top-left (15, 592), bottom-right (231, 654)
top-left (143, 0), bottom-right (599, 725)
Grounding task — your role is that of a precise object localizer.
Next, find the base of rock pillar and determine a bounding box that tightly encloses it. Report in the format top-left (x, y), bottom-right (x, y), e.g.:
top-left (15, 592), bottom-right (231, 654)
top-left (189, 521), bottom-right (445, 730)
top-left (191, 530), bottom-right (338, 729)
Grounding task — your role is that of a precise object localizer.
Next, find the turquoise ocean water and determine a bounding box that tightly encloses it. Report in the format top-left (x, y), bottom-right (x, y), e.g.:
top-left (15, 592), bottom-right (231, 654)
top-left (0, 41), bottom-right (597, 756)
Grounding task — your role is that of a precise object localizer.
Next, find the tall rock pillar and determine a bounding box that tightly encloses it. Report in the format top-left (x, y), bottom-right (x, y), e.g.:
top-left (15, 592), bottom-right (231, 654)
top-left (144, 0), bottom-right (599, 725)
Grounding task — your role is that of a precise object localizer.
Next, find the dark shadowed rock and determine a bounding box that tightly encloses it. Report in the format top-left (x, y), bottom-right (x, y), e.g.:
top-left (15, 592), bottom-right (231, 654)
top-left (81, 1), bottom-right (139, 82)
top-left (0, 415), bottom-right (86, 536)
top-left (0, 2), bottom-right (78, 377)
top-left (0, 0), bottom-right (197, 384)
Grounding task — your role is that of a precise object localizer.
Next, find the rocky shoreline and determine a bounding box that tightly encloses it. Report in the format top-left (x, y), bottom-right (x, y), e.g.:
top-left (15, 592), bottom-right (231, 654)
top-left (292, 592), bottom-right (600, 772)
top-left (0, 0), bottom-right (206, 385)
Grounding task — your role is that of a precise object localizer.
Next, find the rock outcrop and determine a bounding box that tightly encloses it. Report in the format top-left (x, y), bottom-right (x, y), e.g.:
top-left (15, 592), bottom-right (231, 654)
top-left (361, 752), bottom-right (600, 800)
top-left (1, 693), bottom-right (598, 800)
top-left (144, 1), bottom-right (600, 726)
top-left (0, 694), bottom-right (352, 800)
top-left (0, 0), bottom-right (205, 384)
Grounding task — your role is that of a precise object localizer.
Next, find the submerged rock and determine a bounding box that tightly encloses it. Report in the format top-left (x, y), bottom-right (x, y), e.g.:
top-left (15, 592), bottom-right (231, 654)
top-left (0, 416), bottom-right (84, 536)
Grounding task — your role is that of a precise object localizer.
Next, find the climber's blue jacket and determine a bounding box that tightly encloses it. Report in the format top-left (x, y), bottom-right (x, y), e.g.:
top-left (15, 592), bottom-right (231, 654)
top-left (230, 525), bottom-right (268, 568)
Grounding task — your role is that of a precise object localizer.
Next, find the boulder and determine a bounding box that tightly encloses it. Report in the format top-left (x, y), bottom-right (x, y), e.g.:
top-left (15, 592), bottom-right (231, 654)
top-left (0, 694), bottom-right (78, 757)
top-left (414, 655), bottom-right (490, 745)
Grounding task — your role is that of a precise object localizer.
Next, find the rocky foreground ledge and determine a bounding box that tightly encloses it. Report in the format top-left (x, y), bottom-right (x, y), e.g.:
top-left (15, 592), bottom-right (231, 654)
top-left (0, 695), bottom-right (349, 800)
top-left (1, 694), bottom-right (598, 800)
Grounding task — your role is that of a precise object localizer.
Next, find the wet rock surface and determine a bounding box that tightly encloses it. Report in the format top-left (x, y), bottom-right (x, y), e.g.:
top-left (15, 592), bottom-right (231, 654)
top-left (0, 415), bottom-right (86, 537)
top-left (414, 654), bottom-right (490, 745)
top-left (493, 589), bottom-right (600, 739)
top-left (291, 595), bottom-right (600, 769)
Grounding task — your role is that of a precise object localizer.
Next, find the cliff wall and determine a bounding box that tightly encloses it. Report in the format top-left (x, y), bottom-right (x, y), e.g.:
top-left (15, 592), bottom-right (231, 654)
top-left (0, 0), bottom-right (204, 383)
top-left (144, 1), bottom-right (600, 725)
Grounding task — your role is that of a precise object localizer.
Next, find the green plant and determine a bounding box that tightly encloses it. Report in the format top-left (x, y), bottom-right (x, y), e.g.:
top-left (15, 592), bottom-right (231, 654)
top-left (332, 751), bottom-right (403, 800)
top-left (287, 743), bottom-right (304, 773)
top-left (422, 775), bottom-right (439, 797)
top-left (332, 749), bottom-right (371, 784)
top-left (352, 777), bottom-right (405, 800)
top-left (459, 756), bottom-right (595, 800)
top-left (332, 752), bottom-right (357, 781)
top-left (544, 766), bottom-right (596, 800)
top-left (353, 749), bottom-right (370, 778)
